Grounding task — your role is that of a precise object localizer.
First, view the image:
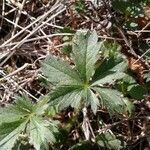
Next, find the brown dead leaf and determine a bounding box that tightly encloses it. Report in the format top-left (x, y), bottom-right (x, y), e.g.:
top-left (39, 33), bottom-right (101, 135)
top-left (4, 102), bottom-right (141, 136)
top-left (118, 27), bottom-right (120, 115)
top-left (128, 56), bottom-right (145, 84)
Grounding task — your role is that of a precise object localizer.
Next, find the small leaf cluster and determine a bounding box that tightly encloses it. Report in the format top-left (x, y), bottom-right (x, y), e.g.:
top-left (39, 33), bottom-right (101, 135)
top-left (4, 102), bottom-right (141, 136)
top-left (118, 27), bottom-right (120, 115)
top-left (112, 0), bottom-right (149, 29)
top-left (41, 30), bottom-right (133, 115)
top-left (0, 30), bottom-right (135, 150)
top-left (0, 96), bottom-right (58, 150)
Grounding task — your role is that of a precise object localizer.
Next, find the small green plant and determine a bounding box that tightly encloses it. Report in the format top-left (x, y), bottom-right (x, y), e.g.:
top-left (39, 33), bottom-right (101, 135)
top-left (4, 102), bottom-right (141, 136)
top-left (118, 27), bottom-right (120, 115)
top-left (0, 96), bottom-right (58, 150)
top-left (74, 0), bottom-right (86, 13)
top-left (112, 0), bottom-right (149, 29)
top-left (41, 30), bottom-right (133, 115)
top-left (96, 131), bottom-right (123, 149)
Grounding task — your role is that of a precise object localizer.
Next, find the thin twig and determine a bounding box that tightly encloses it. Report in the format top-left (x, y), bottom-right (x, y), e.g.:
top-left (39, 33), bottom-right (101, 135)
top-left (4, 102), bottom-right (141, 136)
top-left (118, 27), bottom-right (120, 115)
top-left (0, 33), bottom-right (72, 48)
top-left (137, 21), bottom-right (150, 37)
top-left (11, 0), bottom-right (26, 37)
top-left (0, 3), bottom-right (62, 48)
top-left (0, 63), bottom-right (30, 81)
top-left (82, 107), bottom-right (95, 141)
top-left (132, 48), bottom-right (150, 65)
top-left (6, 6), bottom-right (66, 50)
top-left (117, 27), bottom-right (137, 56)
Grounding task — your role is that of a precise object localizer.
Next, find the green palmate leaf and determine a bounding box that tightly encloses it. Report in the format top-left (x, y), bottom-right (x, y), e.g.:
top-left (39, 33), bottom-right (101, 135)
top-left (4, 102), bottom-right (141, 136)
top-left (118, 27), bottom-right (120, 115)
top-left (0, 96), bottom-right (58, 150)
top-left (41, 55), bottom-right (81, 85)
top-left (0, 96), bottom-right (33, 124)
top-left (86, 89), bottom-right (99, 114)
top-left (72, 30), bottom-right (101, 82)
top-left (92, 57), bottom-right (127, 86)
top-left (49, 85), bottom-right (83, 110)
top-left (15, 96), bottom-right (33, 112)
top-left (41, 30), bottom-right (132, 115)
top-left (50, 85), bottom-right (83, 100)
top-left (94, 87), bottom-right (130, 114)
top-left (0, 121), bottom-right (27, 150)
top-left (93, 72), bottom-right (125, 86)
top-left (33, 96), bottom-right (49, 115)
top-left (28, 117), bottom-right (58, 150)
top-left (49, 84), bottom-right (100, 113)
top-left (49, 86), bottom-right (100, 113)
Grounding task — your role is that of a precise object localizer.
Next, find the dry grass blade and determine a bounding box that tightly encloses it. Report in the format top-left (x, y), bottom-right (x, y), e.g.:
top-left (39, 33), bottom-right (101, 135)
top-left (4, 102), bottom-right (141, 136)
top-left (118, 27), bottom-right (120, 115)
top-left (0, 2), bottom-right (62, 48)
